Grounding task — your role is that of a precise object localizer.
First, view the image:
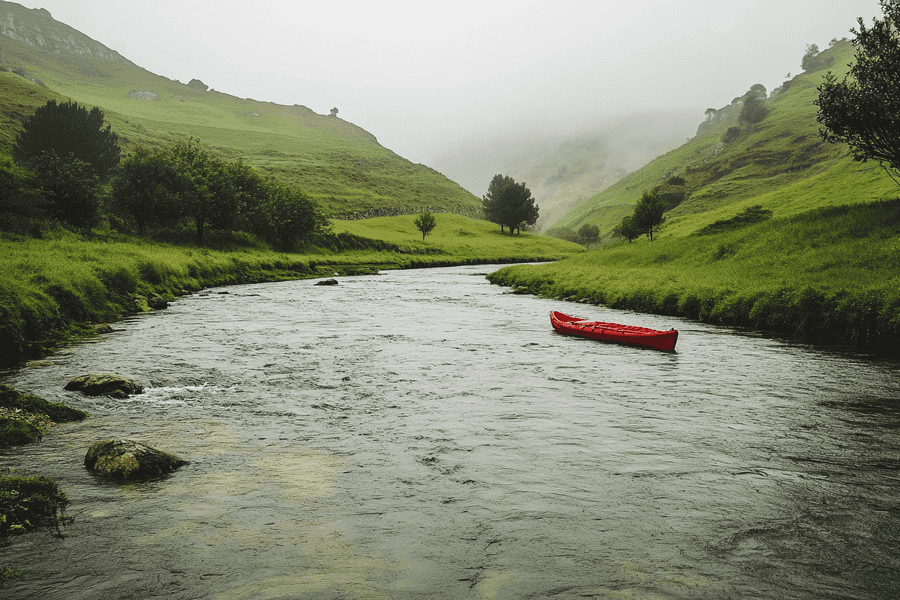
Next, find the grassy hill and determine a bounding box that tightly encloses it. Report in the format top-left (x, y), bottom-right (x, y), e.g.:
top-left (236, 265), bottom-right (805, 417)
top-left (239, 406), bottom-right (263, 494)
top-left (550, 40), bottom-right (898, 239)
top-left (0, 4), bottom-right (480, 216)
top-left (488, 41), bottom-right (900, 352)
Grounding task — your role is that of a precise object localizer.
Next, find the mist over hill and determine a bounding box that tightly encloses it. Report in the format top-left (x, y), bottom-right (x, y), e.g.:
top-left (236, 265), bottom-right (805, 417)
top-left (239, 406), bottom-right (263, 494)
top-left (429, 109), bottom-right (701, 228)
top-left (542, 39), bottom-right (898, 241)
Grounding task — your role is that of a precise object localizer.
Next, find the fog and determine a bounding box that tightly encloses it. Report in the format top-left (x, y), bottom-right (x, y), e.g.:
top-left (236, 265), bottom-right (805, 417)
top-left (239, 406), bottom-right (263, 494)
top-left (17, 0), bottom-right (882, 198)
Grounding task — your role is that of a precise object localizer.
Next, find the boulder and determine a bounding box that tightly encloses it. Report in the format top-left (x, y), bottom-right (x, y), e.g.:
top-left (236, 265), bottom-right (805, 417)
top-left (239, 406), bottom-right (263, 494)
top-left (315, 278), bottom-right (339, 286)
top-left (64, 373), bottom-right (144, 398)
top-left (147, 293), bottom-right (168, 310)
top-left (84, 439), bottom-right (189, 479)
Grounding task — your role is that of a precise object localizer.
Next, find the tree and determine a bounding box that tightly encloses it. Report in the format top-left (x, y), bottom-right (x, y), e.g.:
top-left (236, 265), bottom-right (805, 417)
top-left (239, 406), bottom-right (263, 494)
top-left (262, 180), bottom-right (325, 251)
top-left (111, 147), bottom-right (180, 234)
top-left (414, 212), bottom-right (437, 240)
top-left (168, 138), bottom-right (238, 244)
top-left (577, 223), bottom-right (599, 246)
top-left (13, 100), bottom-right (120, 181)
top-left (330, 107), bottom-right (339, 118)
top-left (631, 190), bottom-right (667, 241)
top-left (0, 157), bottom-right (44, 234)
top-left (613, 215), bottom-right (641, 242)
top-left (30, 151), bottom-right (100, 230)
top-left (801, 43), bottom-right (834, 73)
top-left (739, 84), bottom-right (769, 126)
top-left (482, 174), bottom-right (539, 234)
top-left (815, 0), bottom-right (900, 186)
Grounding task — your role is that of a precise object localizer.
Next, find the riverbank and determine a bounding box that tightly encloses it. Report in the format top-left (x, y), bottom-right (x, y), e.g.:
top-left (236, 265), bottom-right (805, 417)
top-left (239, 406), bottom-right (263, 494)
top-left (0, 219), bottom-right (581, 367)
top-left (488, 199), bottom-right (900, 353)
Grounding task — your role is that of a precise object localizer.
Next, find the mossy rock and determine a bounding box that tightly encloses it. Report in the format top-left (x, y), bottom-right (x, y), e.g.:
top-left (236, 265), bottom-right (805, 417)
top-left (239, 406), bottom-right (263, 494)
top-left (84, 439), bottom-right (189, 479)
top-left (0, 410), bottom-right (49, 447)
top-left (0, 384), bottom-right (89, 422)
top-left (0, 472), bottom-right (72, 537)
top-left (64, 373), bottom-right (144, 399)
top-left (131, 294), bottom-right (152, 313)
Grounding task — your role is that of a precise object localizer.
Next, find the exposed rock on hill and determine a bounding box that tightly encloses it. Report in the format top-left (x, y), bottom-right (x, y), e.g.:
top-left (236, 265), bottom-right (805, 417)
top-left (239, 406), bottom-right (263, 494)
top-left (0, 0), bottom-right (134, 65)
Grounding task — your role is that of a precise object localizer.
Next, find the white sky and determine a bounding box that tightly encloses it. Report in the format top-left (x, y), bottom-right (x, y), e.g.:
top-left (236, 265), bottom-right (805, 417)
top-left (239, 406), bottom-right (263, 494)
top-left (17, 0), bottom-right (882, 165)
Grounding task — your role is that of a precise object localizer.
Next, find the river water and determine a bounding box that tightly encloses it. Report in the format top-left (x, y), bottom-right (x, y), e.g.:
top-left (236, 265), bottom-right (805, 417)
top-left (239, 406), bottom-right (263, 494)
top-left (2, 264), bottom-right (899, 599)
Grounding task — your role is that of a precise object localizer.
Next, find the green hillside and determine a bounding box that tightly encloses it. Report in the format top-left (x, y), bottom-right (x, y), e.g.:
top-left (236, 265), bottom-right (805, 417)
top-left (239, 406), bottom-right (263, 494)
top-left (0, 4), bottom-right (480, 216)
top-left (489, 39), bottom-right (900, 351)
top-left (551, 40), bottom-right (897, 239)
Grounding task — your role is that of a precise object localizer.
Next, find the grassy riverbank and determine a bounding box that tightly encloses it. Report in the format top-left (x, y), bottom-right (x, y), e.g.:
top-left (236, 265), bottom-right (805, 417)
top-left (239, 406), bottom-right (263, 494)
top-left (488, 199), bottom-right (900, 352)
top-left (0, 215), bottom-right (581, 366)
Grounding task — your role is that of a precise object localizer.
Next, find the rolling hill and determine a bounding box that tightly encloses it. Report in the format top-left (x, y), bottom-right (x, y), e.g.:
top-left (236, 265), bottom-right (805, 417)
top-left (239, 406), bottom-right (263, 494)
top-left (0, 0), bottom-right (481, 216)
top-left (550, 39), bottom-right (898, 240)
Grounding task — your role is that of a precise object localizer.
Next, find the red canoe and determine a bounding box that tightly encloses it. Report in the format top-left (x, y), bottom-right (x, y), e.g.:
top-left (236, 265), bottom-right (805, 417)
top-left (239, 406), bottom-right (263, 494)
top-left (550, 311), bottom-right (678, 352)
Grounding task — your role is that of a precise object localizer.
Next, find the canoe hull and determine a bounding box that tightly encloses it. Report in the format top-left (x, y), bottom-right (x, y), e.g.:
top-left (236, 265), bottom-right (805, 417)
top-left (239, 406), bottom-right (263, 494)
top-left (550, 311), bottom-right (678, 352)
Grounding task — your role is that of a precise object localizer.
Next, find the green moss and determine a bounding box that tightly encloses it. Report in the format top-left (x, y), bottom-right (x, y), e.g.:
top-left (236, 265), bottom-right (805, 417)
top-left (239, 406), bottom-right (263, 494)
top-left (0, 384), bottom-right (89, 423)
top-left (0, 472), bottom-right (72, 538)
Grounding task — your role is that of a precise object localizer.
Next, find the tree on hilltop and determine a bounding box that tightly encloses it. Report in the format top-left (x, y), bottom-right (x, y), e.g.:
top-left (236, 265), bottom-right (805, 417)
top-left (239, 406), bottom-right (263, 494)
top-left (482, 174), bottom-right (539, 234)
top-left (815, 0), bottom-right (900, 186)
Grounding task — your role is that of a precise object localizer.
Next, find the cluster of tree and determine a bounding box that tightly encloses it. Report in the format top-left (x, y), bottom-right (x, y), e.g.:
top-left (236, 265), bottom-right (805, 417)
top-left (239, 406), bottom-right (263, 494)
top-left (111, 139), bottom-right (327, 248)
top-left (482, 174), bottom-right (539, 234)
top-left (6, 99), bottom-right (328, 250)
top-left (801, 44), bottom-right (835, 73)
top-left (721, 85), bottom-right (770, 143)
top-left (816, 0), bottom-right (900, 186)
top-left (549, 223), bottom-right (600, 247)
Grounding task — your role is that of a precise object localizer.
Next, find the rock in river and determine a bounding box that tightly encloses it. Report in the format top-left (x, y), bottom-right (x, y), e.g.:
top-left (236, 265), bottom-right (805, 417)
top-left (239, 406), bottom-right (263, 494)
top-left (84, 439), bottom-right (189, 479)
top-left (64, 373), bottom-right (144, 398)
top-left (315, 278), bottom-right (339, 286)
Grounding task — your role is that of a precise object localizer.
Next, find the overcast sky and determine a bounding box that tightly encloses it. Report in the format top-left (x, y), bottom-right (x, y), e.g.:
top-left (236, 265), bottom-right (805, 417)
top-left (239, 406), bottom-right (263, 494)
top-left (17, 0), bottom-right (882, 165)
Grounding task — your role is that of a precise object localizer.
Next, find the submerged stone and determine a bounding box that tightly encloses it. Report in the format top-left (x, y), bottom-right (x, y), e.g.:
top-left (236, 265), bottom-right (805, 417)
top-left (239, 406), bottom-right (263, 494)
top-left (84, 439), bottom-right (189, 479)
top-left (64, 373), bottom-right (144, 398)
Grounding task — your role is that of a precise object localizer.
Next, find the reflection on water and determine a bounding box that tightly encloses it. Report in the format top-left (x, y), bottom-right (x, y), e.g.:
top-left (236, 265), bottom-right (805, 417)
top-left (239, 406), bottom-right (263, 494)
top-left (2, 265), bottom-right (900, 599)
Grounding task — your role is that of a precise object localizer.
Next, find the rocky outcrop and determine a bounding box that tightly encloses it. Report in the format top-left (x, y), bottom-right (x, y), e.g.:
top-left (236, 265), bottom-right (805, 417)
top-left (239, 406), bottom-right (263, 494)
top-left (64, 373), bottom-right (144, 399)
top-left (315, 278), bottom-right (339, 286)
top-left (129, 90), bottom-right (158, 101)
top-left (0, 3), bottom-right (134, 65)
top-left (84, 439), bottom-right (188, 479)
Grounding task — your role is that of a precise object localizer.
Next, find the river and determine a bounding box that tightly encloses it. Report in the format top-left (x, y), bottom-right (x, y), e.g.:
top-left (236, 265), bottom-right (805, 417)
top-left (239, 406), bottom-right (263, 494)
top-left (2, 264), bottom-right (899, 599)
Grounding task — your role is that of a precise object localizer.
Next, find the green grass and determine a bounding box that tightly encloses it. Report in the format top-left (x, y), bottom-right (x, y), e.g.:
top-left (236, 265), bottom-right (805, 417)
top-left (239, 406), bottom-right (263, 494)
top-left (332, 213), bottom-right (581, 259)
top-left (0, 216), bottom-right (581, 365)
top-left (489, 199), bottom-right (900, 350)
top-left (0, 36), bottom-right (480, 216)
